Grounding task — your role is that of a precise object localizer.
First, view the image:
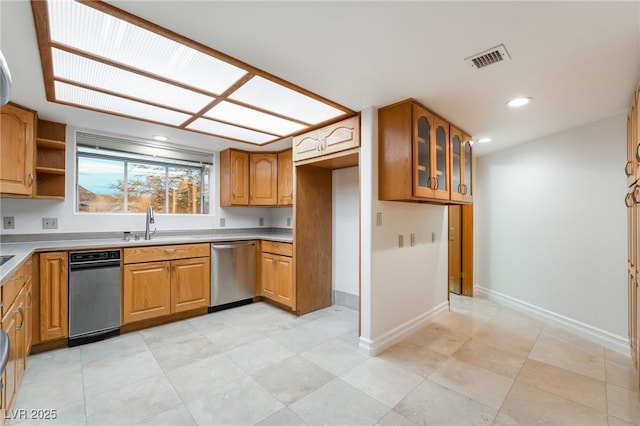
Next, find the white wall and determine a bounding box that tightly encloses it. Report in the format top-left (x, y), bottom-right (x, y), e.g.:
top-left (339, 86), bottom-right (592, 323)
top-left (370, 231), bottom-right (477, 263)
top-left (360, 107), bottom-right (449, 355)
top-left (0, 126), bottom-right (289, 236)
top-left (333, 166), bottom-right (360, 296)
top-left (474, 113), bottom-right (628, 341)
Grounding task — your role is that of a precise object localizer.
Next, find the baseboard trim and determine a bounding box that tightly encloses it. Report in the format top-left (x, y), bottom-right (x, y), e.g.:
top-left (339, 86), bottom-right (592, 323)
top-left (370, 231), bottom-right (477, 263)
top-left (474, 286), bottom-right (630, 355)
top-left (359, 301), bottom-right (449, 357)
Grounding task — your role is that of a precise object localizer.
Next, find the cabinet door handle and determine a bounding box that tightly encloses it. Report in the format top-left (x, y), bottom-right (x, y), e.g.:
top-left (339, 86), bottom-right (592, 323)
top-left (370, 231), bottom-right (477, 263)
top-left (633, 186), bottom-right (640, 204)
top-left (626, 161), bottom-right (635, 177)
top-left (29, 173), bottom-right (34, 187)
top-left (626, 193), bottom-right (634, 208)
top-left (16, 307), bottom-right (24, 331)
top-left (13, 275), bottom-right (24, 281)
top-left (635, 144), bottom-right (640, 162)
top-left (164, 248), bottom-right (177, 253)
top-left (27, 291), bottom-right (32, 308)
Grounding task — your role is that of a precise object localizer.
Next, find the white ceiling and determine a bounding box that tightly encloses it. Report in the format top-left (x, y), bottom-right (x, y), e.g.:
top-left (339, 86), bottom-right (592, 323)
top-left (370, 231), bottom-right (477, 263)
top-left (2, 1), bottom-right (639, 156)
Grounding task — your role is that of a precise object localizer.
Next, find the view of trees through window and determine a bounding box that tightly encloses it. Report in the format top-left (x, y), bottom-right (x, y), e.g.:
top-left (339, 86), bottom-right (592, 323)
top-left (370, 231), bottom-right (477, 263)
top-left (77, 147), bottom-right (210, 214)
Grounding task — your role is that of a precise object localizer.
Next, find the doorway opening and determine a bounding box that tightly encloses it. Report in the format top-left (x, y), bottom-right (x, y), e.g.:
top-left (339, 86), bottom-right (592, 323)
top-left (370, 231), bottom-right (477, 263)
top-left (448, 204), bottom-right (473, 296)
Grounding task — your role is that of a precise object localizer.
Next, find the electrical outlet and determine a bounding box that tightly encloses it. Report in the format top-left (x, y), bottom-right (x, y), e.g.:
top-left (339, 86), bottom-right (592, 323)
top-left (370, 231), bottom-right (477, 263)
top-left (286, 217), bottom-right (292, 227)
top-left (3, 216), bottom-right (15, 229)
top-left (431, 232), bottom-right (436, 243)
top-left (376, 212), bottom-right (382, 226)
top-left (410, 233), bottom-right (415, 246)
top-left (42, 217), bottom-right (58, 229)
top-left (398, 234), bottom-right (404, 248)
top-left (219, 217), bottom-right (226, 227)
top-left (259, 217), bottom-right (264, 226)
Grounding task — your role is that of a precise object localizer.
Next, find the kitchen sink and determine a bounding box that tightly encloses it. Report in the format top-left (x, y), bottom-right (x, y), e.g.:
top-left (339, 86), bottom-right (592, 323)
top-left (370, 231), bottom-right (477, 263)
top-left (0, 255), bottom-right (14, 266)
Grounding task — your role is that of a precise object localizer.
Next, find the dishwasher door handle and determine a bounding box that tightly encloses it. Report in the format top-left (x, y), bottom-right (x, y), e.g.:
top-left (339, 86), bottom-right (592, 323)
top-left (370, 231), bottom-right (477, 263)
top-left (212, 241), bottom-right (256, 250)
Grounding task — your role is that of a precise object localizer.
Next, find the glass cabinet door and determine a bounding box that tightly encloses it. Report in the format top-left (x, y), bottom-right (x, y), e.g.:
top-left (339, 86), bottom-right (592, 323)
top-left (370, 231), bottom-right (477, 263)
top-left (463, 134), bottom-right (473, 198)
top-left (450, 127), bottom-right (463, 199)
top-left (413, 104), bottom-right (433, 197)
top-left (433, 116), bottom-right (450, 199)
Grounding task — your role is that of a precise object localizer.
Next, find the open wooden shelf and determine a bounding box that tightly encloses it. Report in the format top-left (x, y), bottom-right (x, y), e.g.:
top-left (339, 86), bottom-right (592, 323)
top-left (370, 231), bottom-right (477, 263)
top-left (35, 120), bottom-right (66, 198)
top-left (36, 167), bottom-right (65, 175)
top-left (36, 138), bottom-right (65, 150)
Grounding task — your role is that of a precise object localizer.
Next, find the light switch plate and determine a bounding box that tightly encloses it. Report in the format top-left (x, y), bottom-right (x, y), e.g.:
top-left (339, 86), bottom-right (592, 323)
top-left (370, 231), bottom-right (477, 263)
top-left (286, 217), bottom-right (292, 227)
top-left (3, 216), bottom-right (15, 229)
top-left (42, 217), bottom-right (58, 229)
top-left (431, 232), bottom-right (436, 243)
top-left (219, 217), bottom-right (226, 227)
top-left (410, 233), bottom-right (416, 246)
top-left (376, 212), bottom-right (382, 226)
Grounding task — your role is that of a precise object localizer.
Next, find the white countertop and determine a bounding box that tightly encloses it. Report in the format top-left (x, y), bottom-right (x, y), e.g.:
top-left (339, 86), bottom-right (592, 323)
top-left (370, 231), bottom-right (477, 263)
top-left (0, 231), bottom-right (292, 285)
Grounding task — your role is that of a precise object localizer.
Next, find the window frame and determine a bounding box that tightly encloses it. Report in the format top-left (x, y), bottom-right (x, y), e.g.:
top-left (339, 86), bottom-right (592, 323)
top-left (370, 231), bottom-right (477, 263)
top-left (75, 133), bottom-right (212, 215)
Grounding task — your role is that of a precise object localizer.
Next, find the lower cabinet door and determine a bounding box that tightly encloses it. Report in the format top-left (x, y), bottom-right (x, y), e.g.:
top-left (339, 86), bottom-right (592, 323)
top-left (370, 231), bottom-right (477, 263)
top-left (123, 261), bottom-right (171, 324)
top-left (274, 256), bottom-right (294, 309)
top-left (260, 253), bottom-right (277, 298)
top-left (1, 307), bottom-right (17, 415)
top-left (170, 257), bottom-right (210, 313)
top-left (39, 252), bottom-right (68, 341)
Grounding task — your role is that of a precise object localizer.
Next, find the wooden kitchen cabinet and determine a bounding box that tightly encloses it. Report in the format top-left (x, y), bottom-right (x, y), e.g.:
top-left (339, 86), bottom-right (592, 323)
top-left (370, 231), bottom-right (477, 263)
top-left (379, 99), bottom-right (457, 203)
top-left (450, 126), bottom-right (473, 204)
top-left (123, 261), bottom-right (171, 323)
top-left (277, 149), bottom-right (293, 206)
top-left (249, 153), bottom-right (278, 206)
top-left (0, 103), bottom-right (36, 196)
top-left (293, 116), bottom-right (360, 163)
top-left (1, 256), bottom-right (33, 416)
top-left (220, 149), bottom-right (249, 206)
top-left (220, 148), bottom-right (293, 207)
top-left (123, 243), bottom-right (210, 324)
top-left (171, 257), bottom-right (210, 314)
top-left (39, 252), bottom-right (68, 342)
top-left (259, 241), bottom-right (294, 310)
top-left (626, 82), bottom-right (640, 394)
top-left (1, 305), bottom-right (17, 416)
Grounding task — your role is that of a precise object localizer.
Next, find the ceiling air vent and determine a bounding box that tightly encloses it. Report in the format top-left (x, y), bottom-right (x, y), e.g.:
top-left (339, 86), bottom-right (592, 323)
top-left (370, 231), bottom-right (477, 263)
top-left (465, 44), bottom-right (510, 70)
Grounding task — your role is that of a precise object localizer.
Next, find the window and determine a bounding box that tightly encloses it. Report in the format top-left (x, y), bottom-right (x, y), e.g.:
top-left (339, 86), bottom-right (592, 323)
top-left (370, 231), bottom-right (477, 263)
top-left (76, 132), bottom-right (211, 214)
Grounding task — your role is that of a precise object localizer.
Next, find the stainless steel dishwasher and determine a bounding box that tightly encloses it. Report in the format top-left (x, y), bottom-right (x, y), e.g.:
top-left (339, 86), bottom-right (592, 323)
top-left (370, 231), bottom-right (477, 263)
top-left (68, 249), bottom-right (121, 346)
top-left (209, 241), bottom-right (256, 312)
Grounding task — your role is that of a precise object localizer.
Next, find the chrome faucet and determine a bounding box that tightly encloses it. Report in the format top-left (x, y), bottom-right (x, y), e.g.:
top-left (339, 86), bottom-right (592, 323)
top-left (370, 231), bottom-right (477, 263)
top-left (144, 206), bottom-right (156, 240)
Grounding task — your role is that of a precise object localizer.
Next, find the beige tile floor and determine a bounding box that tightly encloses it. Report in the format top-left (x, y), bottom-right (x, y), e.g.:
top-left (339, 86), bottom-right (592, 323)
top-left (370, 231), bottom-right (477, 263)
top-left (9, 294), bottom-right (640, 426)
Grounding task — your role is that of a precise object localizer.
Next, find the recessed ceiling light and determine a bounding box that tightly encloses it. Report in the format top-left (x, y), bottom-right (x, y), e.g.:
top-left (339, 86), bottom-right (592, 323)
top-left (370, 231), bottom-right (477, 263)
top-left (506, 97), bottom-right (532, 108)
top-left (478, 137), bottom-right (492, 144)
top-left (153, 135), bottom-right (169, 141)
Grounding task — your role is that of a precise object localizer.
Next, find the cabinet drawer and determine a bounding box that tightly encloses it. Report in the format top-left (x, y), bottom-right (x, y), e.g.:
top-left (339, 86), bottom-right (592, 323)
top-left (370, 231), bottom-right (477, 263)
top-left (261, 241), bottom-right (293, 257)
top-left (124, 243), bottom-right (210, 264)
top-left (2, 264), bottom-right (25, 316)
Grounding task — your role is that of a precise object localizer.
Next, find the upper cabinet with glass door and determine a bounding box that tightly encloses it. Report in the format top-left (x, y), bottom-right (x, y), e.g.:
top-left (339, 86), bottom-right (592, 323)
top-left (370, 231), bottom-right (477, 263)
top-left (450, 126), bottom-right (473, 204)
top-left (379, 99), bottom-right (464, 204)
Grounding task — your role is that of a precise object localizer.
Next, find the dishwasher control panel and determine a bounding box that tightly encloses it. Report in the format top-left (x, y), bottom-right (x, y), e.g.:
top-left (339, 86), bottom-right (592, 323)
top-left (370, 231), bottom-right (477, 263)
top-left (69, 250), bottom-right (121, 264)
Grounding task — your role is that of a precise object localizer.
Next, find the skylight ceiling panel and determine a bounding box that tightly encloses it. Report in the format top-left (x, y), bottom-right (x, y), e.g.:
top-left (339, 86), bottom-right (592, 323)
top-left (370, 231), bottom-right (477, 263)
top-left (229, 77), bottom-right (345, 125)
top-left (187, 118), bottom-right (277, 145)
top-left (204, 101), bottom-right (307, 136)
top-left (51, 49), bottom-right (215, 113)
top-left (55, 81), bottom-right (190, 126)
top-left (47, 0), bottom-right (248, 95)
